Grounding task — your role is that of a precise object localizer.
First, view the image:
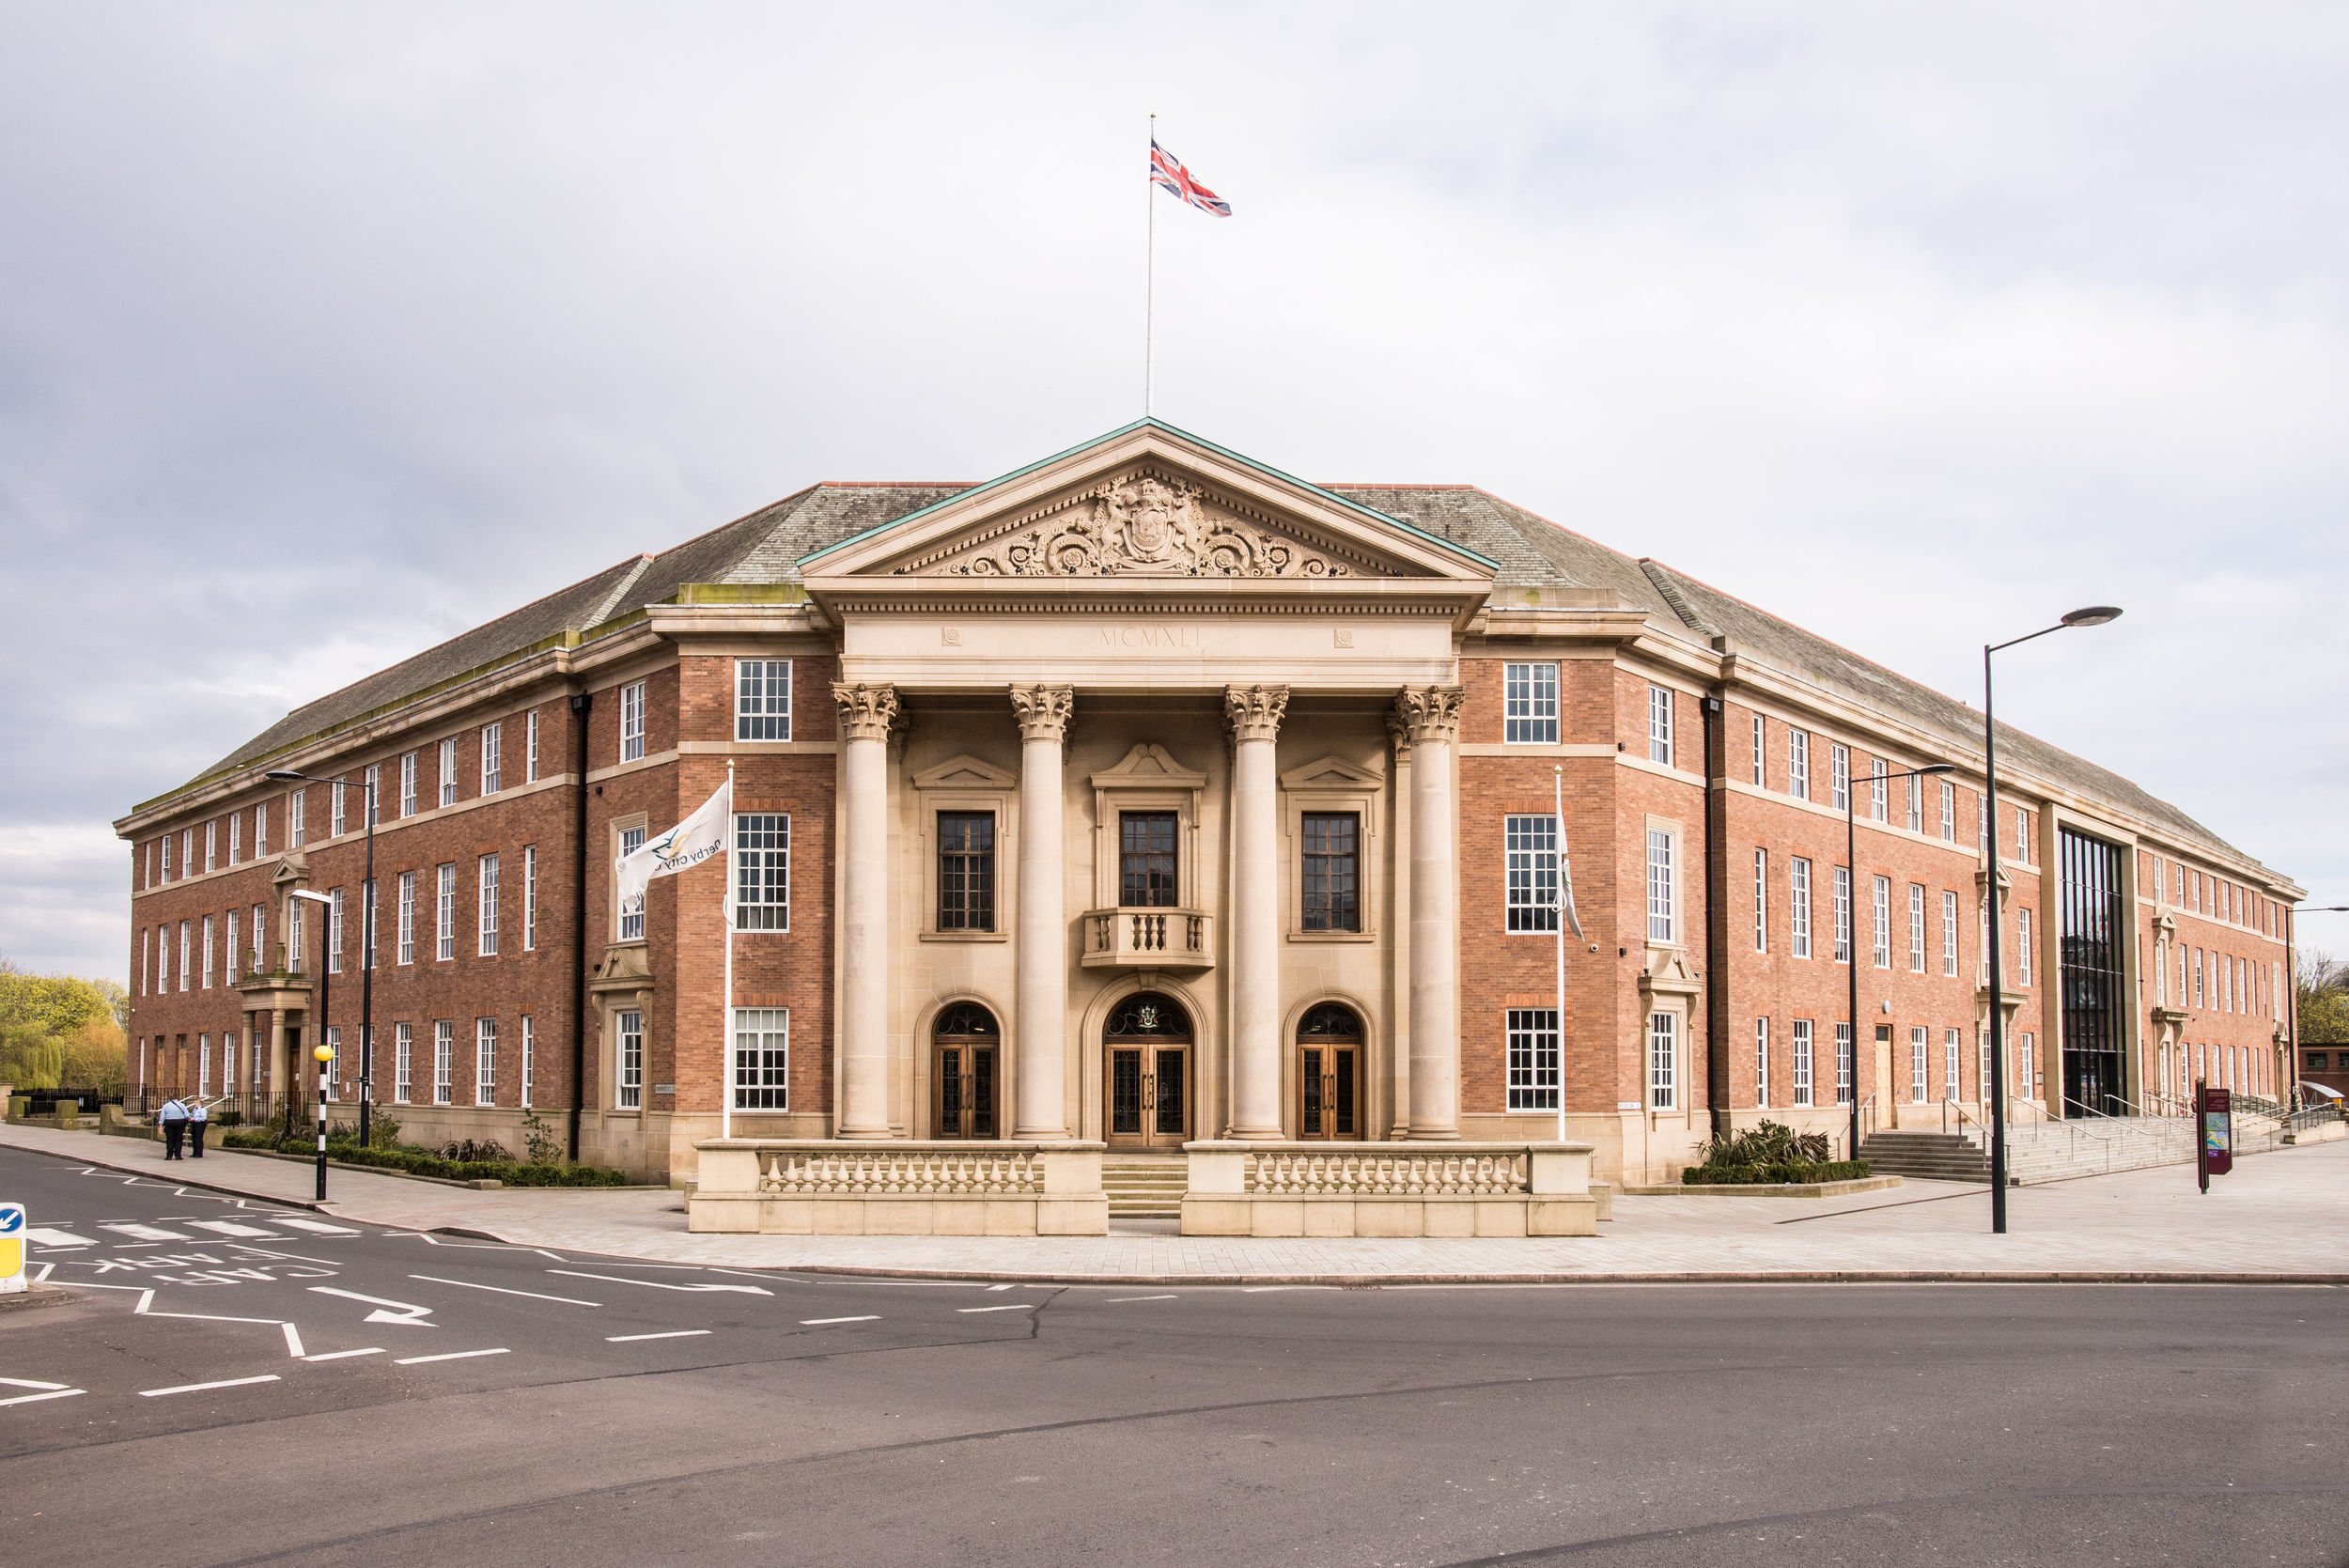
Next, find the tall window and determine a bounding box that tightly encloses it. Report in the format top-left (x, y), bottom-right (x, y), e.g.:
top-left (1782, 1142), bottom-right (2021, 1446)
top-left (1870, 758), bottom-right (1888, 822)
top-left (1504, 815), bottom-right (1560, 933)
top-left (736, 659), bottom-right (792, 741)
top-left (161, 834), bottom-right (172, 879)
top-left (201, 915), bottom-right (215, 987)
top-left (1505, 1008), bottom-right (1560, 1111)
top-left (328, 887), bottom-right (344, 975)
top-left (1648, 1012), bottom-right (1677, 1109)
top-left (474, 1018), bottom-right (497, 1106)
top-left (1835, 1021), bottom-right (1854, 1105)
top-left (179, 919), bottom-right (191, 990)
top-left (1908, 883), bottom-right (1926, 973)
top-left (1752, 849), bottom-right (1767, 952)
top-left (397, 870), bottom-right (416, 965)
top-left (1939, 778), bottom-right (1956, 842)
top-left (224, 912), bottom-right (238, 986)
top-left (285, 903), bottom-right (299, 970)
top-left (228, 812), bottom-right (241, 864)
top-left (330, 780), bottom-right (346, 837)
top-left (1872, 875), bottom-right (1891, 969)
top-left (522, 846), bottom-right (537, 951)
top-left (399, 753), bottom-right (418, 817)
top-left (1646, 829), bottom-right (1675, 944)
top-left (365, 764), bottom-right (381, 827)
top-left (1119, 812), bottom-right (1178, 907)
top-left (1910, 1026), bottom-right (1929, 1103)
top-left (525, 709), bottom-right (540, 782)
top-left (1830, 743), bottom-right (1850, 813)
top-left (733, 1007), bottom-right (789, 1110)
top-left (1502, 662), bottom-right (1559, 744)
top-left (520, 1016), bottom-right (534, 1108)
top-left (181, 828), bottom-right (193, 876)
top-left (937, 812), bottom-right (995, 931)
top-left (395, 1022), bottom-right (413, 1104)
top-left (205, 821), bottom-right (216, 873)
top-left (438, 737), bottom-right (459, 808)
top-left (432, 1019), bottom-right (454, 1105)
top-left (2019, 1032), bottom-right (2036, 1094)
top-left (1789, 729), bottom-right (1811, 800)
top-left (435, 862), bottom-right (457, 961)
top-left (1750, 715), bottom-right (1766, 784)
top-left (481, 722), bottom-right (502, 794)
top-left (1648, 685), bottom-right (1673, 765)
top-left (1791, 857), bottom-right (1812, 958)
top-left (1979, 799), bottom-right (1989, 855)
top-left (735, 814), bottom-right (789, 931)
top-left (253, 902), bottom-right (266, 970)
top-left (1755, 1017), bottom-right (1771, 1109)
top-left (1301, 812), bottom-right (1361, 932)
top-left (619, 680), bottom-right (646, 762)
top-left (1945, 1029), bottom-right (1962, 1101)
top-left (1942, 890), bottom-right (1959, 976)
top-left (478, 853), bottom-right (499, 955)
top-left (2015, 806), bottom-right (2029, 860)
top-left (616, 1009), bottom-right (644, 1109)
top-left (1792, 1019), bottom-right (1814, 1106)
top-left (2017, 908), bottom-right (2032, 985)
top-left (1833, 865), bottom-right (1852, 964)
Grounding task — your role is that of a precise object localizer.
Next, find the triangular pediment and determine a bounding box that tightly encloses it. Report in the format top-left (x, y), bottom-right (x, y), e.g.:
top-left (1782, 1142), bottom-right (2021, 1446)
top-left (911, 753), bottom-right (1019, 790)
top-left (1280, 754), bottom-right (1383, 790)
top-left (1090, 743), bottom-right (1207, 790)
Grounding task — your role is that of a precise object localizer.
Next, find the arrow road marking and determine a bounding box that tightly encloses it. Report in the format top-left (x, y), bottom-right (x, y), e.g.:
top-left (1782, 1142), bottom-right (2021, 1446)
top-left (546, 1269), bottom-right (772, 1296)
top-left (410, 1275), bottom-right (599, 1307)
top-left (308, 1286), bottom-right (437, 1326)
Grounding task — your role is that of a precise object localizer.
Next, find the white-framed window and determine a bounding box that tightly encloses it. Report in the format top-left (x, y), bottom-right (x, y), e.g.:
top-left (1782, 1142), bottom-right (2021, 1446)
top-left (1792, 1019), bottom-right (1814, 1107)
top-left (205, 820), bottom-right (216, 873)
top-left (433, 1019), bottom-right (453, 1105)
top-left (252, 902), bottom-right (266, 971)
top-left (525, 709), bottom-right (540, 783)
top-left (736, 659), bottom-right (792, 742)
top-left (1750, 715), bottom-right (1766, 785)
top-left (1504, 815), bottom-right (1562, 933)
top-left (522, 846), bottom-right (537, 951)
top-left (1502, 662), bottom-right (1559, 744)
top-left (1830, 743), bottom-right (1851, 813)
top-left (520, 1015), bottom-right (535, 1109)
top-left (1505, 1007), bottom-right (1561, 1111)
top-left (198, 1033), bottom-right (211, 1094)
top-left (438, 737), bottom-right (459, 808)
top-left (1945, 1028), bottom-right (1962, 1101)
top-left (1835, 1021), bottom-right (1854, 1105)
top-left (201, 914), bottom-right (214, 988)
top-left (733, 1006), bottom-right (790, 1110)
top-left (365, 764), bottom-right (381, 827)
top-left (1646, 829), bottom-right (1675, 944)
top-left (1870, 758), bottom-right (1888, 822)
top-left (1941, 890), bottom-right (1959, 977)
top-left (478, 853), bottom-right (499, 955)
top-left (1755, 1017), bottom-right (1771, 1109)
top-left (398, 753), bottom-right (418, 817)
top-left (619, 680), bottom-right (646, 763)
top-left (145, 840), bottom-right (155, 888)
top-left (287, 900), bottom-right (302, 968)
top-left (330, 780), bottom-right (346, 837)
top-left (618, 826), bottom-right (646, 939)
top-left (2017, 908), bottom-right (2032, 986)
top-left (328, 887), bottom-right (344, 974)
top-left (181, 828), bottom-right (193, 877)
top-left (228, 812), bottom-right (241, 864)
top-left (1647, 685), bottom-right (1673, 766)
top-left (1872, 875), bottom-right (1891, 969)
top-left (435, 862), bottom-right (457, 961)
top-left (616, 1009), bottom-right (644, 1109)
top-left (1906, 774), bottom-right (1922, 833)
top-left (395, 1021), bottom-right (413, 1104)
top-left (475, 1017), bottom-right (497, 1106)
top-left (179, 919), bottom-right (191, 990)
top-left (1980, 1032), bottom-right (1993, 1102)
top-left (1907, 883), bottom-right (1926, 973)
top-left (734, 814), bottom-right (790, 932)
top-left (397, 870), bottom-right (416, 965)
top-left (1751, 848), bottom-right (1767, 952)
top-left (161, 833), bottom-right (172, 880)
top-left (1979, 798), bottom-right (1990, 856)
top-left (2019, 1032), bottom-right (2036, 1094)
top-left (1939, 778), bottom-right (1956, 842)
top-left (1648, 1011), bottom-right (1677, 1110)
top-left (1833, 865), bottom-right (1852, 964)
top-left (1910, 1026), bottom-right (1930, 1103)
top-left (255, 800), bottom-right (268, 855)
top-left (1791, 857), bottom-right (1812, 959)
top-left (223, 1029), bottom-right (238, 1095)
top-left (1789, 729), bottom-right (1811, 800)
top-left (292, 786), bottom-right (309, 847)
top-left (481, 722), bottom-right (502, 794)
top-left (2015, 806), bottom-right (2029, 860)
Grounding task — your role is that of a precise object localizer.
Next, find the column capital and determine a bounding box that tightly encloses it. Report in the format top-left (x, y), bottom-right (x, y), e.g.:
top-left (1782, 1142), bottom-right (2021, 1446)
top-left (1223, 683), bottom-right (1289, 743)
top-left (832, 682), bottom-right (901, 743)
top-left (1009, 683), bottom-right (1076, 743)
top-left (1392, 684), bottom-right (1465, 744)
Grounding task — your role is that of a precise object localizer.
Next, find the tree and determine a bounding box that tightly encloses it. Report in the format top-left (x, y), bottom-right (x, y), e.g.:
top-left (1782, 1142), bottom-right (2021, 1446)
top-left (2297, 950), bottom-right (2349, 1043)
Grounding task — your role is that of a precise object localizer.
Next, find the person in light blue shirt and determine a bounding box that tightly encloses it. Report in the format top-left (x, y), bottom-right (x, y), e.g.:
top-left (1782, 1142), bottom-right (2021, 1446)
top-left (157, 1096), bottom-right (188, 1160)
top-left (188, 1096), bottom-right (210, 1158)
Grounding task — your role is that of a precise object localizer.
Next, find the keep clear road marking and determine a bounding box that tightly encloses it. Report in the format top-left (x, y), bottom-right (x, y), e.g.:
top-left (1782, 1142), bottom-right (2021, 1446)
top-left (187, 1220), bottom-right (284, 1239)
top-left (303, 1348), bottom-right (385, 1362)
top-left (409, 1274), bottom-right (600, 1307)
top-left (273, 1218), bottom-right (362, 1234)
top-left (308, 1286), bottom-right (437, 1326)
top-left (24, 1228), bottom-right (96, 1247)
top-left (800, 1316), bottom-right (881, 1326)
top-left (101, 1223), bottom-right (192, 1242)
top-left (141, 1375), bottom-right (281, 1398)
top-left (1105, 1296), bottom-right (1179, 1303)
top-left (546, 1269), bottom-right (772, 1296)
top-left (958, 1304), bottom-right (1039, 1313)
top-left (396, 1348), bottom-right (509, 1365)
top-left (0, 1378), bottom-right (88, 1408)
top-left (607, 1329), bottom-right (713, 1342)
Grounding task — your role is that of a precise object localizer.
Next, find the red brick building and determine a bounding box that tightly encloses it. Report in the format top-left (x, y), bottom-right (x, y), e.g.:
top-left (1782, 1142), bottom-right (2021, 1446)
top-left (115, 423), bottom-right (2305, 1183)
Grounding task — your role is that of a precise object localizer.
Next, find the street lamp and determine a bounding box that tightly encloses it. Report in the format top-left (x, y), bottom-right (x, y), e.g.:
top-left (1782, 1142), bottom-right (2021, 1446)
top-left (266, 767), bottom-right (376, 1150)
top-left (1846, 762), bottom-right (1958, 1163)
top-left (1983, 605), bottom-right (2122, 1234)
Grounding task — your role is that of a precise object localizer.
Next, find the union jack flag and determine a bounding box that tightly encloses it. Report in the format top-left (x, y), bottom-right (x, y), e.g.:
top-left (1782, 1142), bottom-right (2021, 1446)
top-left (1150, 140), bottom-right (1232, 217)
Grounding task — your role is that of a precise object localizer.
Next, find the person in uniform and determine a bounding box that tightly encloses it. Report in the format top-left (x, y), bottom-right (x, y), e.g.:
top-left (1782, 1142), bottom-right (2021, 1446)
top-left (188, 1096), bottom-right (209, 1158)
top-left (158, 1096), bottom-right (188, 1160)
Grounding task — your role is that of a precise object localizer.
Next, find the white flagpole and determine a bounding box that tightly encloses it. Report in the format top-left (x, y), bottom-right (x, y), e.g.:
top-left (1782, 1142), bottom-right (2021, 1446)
top-left (1554, 765), bottom-right (1566, 1145)
top-left (721, 758), bottom-right (736, 1143)
top-left (1145, 111), bottom-right (1156, 418)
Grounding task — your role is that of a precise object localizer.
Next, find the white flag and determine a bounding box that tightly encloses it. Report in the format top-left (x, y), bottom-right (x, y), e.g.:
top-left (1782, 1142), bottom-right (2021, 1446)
top-left (615, 779), bottom-right (732, 916)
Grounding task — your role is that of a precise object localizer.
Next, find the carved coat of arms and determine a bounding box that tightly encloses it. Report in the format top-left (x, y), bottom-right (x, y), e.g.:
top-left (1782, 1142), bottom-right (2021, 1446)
top-left (931, 472), bottom-right (1352, 579)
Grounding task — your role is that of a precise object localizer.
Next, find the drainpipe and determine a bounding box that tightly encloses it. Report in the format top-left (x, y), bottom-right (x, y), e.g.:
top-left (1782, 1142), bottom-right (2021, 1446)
top-left (1703, 690), bottom-right (1731, 1142)
top-left (568, 691), bottom-right (592, 1162)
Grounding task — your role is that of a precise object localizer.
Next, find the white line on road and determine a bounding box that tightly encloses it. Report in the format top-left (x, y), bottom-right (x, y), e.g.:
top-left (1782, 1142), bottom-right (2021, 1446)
top-left (547, 1269), bottom-right (772, 1296)
top-left (308, 1286), bottom-right (437, 1326)
top-left (188, 1220), bottom-right (284, 1238)
top-left (140, 1375), bottom-right (281, 1398)
top-left (986, 1282), bottom-right (1015, 1291)
top-left (396, 1348), bottom-right (509, 1365)
top-left (0, 1378), bottom-right (73, 1390)
top-left (101, 1223), bottom-right (191, 1241)
top-left (410, 1274), bottom-right (600, 1307)
top-left (957, 1304), bottom-right (1038, 1313)
top-left (303, 1348), bottom-right (385, 1361)
top-left (24, 1228), bottom-right (96, 1246)
top-left (273, 1218), bottom-right (361, 1234)
top-left (0, 1389), bottom-right (87, 1408)
top-left (606, 1330), bottom-right (713, 1342)
top-left (800, 1315), bottom-right (881, 1325)
top-left (282, 1322), bottom-right (305, 1359)
top-left (1105, 1295), bottom-right (1178, 1302)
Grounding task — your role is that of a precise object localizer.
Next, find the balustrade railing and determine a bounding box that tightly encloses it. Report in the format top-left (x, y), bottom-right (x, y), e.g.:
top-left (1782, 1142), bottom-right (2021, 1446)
top-left (1241, 1148), bottom-right (1530, 1197)
top-left (1081, 907), bottom-right (1214, 969)
top-left (756, 1148), bottom-right (1045, 1196)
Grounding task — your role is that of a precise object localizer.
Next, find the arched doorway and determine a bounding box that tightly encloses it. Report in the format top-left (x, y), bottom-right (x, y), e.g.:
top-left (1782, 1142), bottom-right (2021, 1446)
top-left (1104, 992), bottom-right (1190, 1150)
top-left (1297, 1002), bottom-right (1363, 1141)
top-left (932, 1001), bottom-right (1000, 1139)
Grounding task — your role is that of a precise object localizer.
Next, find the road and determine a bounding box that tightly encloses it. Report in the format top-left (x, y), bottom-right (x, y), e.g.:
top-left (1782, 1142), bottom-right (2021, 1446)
top-left (2, 1141), bottom-right (2344, 1567)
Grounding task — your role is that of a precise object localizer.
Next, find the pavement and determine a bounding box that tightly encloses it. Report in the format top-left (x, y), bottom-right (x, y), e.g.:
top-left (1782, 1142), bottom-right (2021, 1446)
top-left (5, 1119), bottom-right (2345, 1282)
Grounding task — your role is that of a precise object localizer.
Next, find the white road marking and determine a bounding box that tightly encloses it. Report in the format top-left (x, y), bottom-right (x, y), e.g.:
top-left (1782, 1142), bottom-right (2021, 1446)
top-left (140, 1375), bottom-right (281, 1398)
top-left (546, 1269), bottom-right (772, 1296)
top-left (396, 1348), bottom-right (509, 1365)
top-left (987, 1282), bottom-right (1015, 1291)
top-left (800, 1315), bottom-right (881, 1326)
top-left (24, 1228), bottom-right (97, 1247)
top-left (273, 1218), bottom-right (361, 1234)
top-left (957, 1304), bottom-right (1038, 1313)
top-left (303, 1347), bottom-right (385, 1361)
top-left (0, 1389), bottom-right (87, 1408)
top-left (101, 1223), bottom-right (191, 1241)
top-left (0, 1378), bottom-right (73, 1390)
top-left (606, 1329), bottom-right (712, 1342)
top-left (188, 1220), bottom-right (283, 1239)
top-left (410, 1274), bottom-right (599, 1307)
top-left (281, 1322), bottom-right (306, 1358)
top-left (308, 1286), bottom-right (437, 1326)
top-left (1105, 1295), bottom-right (1178, 1302)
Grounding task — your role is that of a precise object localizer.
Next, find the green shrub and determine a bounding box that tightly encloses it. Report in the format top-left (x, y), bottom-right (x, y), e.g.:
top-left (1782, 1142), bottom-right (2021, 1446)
top-left (1682, 1160), bottom-right (1872, 1187)
top-left (1697, 1120), bottom-right (1832, 1171)
top-left (219, 1127), bottom-right (624, 1186)
top-left (520, 1108), bottom-right (563, 1166)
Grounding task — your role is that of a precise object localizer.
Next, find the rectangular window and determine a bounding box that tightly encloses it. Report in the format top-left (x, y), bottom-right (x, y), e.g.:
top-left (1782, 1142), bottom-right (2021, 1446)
top-left (1945, 1028), bottom-right (1962, 1101)
top-left (1830, 743), bottom-right (1850, 813)
top-left (478, 853), bottom-right (499, 955)
top-left (735, 659), bottom-right (792, 742)
top-left (225, 914), bottom-right (239, 985)
top-left (520, 1016), bottom-right (534, 1109)
top-left (438, 737), bottom-right (458, 808)
top-left (1791, 858), bottom-right (1812, 958)
top-left (365, 764), bottom-right (381, 827)
top-left (1301, 812), bottom-right (1361, 932)
top-left (1752, 849), bottom-right (1767, 952)
top-left (1648, 1012), bottom-right (1677, 1110)
top-left (228, 812), bottom-right (241, 864)
top-left (179, 919), bottom-right (191, 990)
top-left (1504, 815), bottom-right (1561, 934)
top-left (253, 902), bottom-right (266, 971)
top-left (201, 915), bottom-right (214, 988)
top-left (616, 1009), bottom-right (643, 1109)
top-left (435, 862), bottom-right (456, 961)
top-left (258, 801), bottom-right (270, 853)
top-left (320, 1027), bottom-right (337, 1099)
top-left (328, 887), bottom-right (344, 975)
top-left (1942, 890), bottom-right (1959, 977)
top-left (1870, 758), bottom-right (1888, 822)
top-left (287, 900), bottom-right (301, 968)
top-left (198, 1034), bottom-right (211, 1095)
top-left (145, 840), bottom-right (155, 888)
top-left (395, 1022), bottom-right (413, 1104)
top-left (1908, 883), bottom-right (1926, 973)
top-left (526, 709), bottom-right (540, 783)
top-left (733, 1007), bottom-right (789, 1110)
top-left (223, 1030), bottom-right (238, 1095)
top-left (936, 812), bottom-right (996, 931)
top-left (433, 1020), bottom-right (453, 1105)
top-left (398, 753), bottom-right (417, 818)
top-left (1833, 865), bottom-right (1852, 964)
top-left (2015, 806), bottom-right (2029, 860)
top-left (162, 834), bottom-right (172, 880)
top-left (330, 780), bottom-right (346, 838)
top-left (474, 1017), bottom-right (496, 1106)
top-left (1979, 798), bottom-right (1990, 856)
top-left (1940, 779), bottom-right (1956, 842)
top-left (1502, 662), bottom-right (1560, 744)
top-left (1789, 729), bottom-right (1811, 800)
top-left (734, 815), bottom-right (789, 931)
top-left (1119, 812), bottom-right (1179, 907)
top-left (1505, 1008), bottom-right (1561, 1111)
top-left (481, 722), bottom-right (502, 794)
top-left (397, 871), bottom-right (417, 965)
top-left (1909, 1026), bottom-right (1930, 1103)
top-left (1835, 1021), bottom-right (1854, 1105)
top-left (205, 821), bottom-right (216, 873)
top-left (181, 828), bottom-right (193, 877)
top-left (1646, 829), bottom-right (1675, 944)
top-left (1648, 685), bottom-right (1673, 765)
top-left (619, 680), bottom-right (646, 763)
top-left (1872, 875), bottom-right (1891, 969)
top-left (522, 846), bottom-right (537, 951)
top-left (618, 826), bottom-right (646, 939)
top-left (1755, 1017), bottom-right (1770, 1109)
top-left (2020, 1032), bottom-right (2036, 1094)
top-left (1792, 1019), bottom-right (1814, 1106)
top-left (1906, 774), bottom-right (1922, 833)
top-left (2017, 908), bottom-right (2032, 986)
top-left (1750, 715), bottom-right (1766, 785)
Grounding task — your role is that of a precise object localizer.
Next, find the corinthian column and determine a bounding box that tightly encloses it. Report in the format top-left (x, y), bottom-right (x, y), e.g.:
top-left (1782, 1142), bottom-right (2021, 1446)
top-left (1225, 683), bottom-right (1289, 1139)
top-left (1394, 685), bottom-right (1465, 1139)
top-left (1010, 684), bottom-right (1076, 1139)
top-left (832, 682), bottom-right (900, 1139)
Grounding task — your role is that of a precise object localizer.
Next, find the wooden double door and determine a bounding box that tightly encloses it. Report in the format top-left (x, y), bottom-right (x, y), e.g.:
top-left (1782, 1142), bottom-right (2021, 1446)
top-left (934, 1002), bottom-right (1000, 1140)
top-left (1297, 1002), bottom-right (1364, 1140)
top-left (1105, 992), bottom-right (1190, 1150)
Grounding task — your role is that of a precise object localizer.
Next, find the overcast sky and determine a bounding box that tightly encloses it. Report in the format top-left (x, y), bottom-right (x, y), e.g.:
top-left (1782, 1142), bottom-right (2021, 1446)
top-left (4, 4), bottom-right (2346, 983)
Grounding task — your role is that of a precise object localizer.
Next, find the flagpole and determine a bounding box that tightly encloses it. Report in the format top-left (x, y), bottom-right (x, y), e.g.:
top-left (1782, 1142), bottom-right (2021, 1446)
top-left (1145, 111), bottom-right (1156, 419)
top-left (1554, 765), bottom-right (1567, 1145)
top-left (721, 758), bottom-right (735, 1143)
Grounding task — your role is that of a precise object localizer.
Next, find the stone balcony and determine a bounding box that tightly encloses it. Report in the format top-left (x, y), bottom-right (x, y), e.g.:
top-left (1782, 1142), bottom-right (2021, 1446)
top-left (1081, 907), bottom-right (1215, 970)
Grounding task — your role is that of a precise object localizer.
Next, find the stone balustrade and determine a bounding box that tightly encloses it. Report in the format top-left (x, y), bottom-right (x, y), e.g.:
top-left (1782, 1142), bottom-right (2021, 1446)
top-left (1082, 907), bottom-right (1215, 970)
top-left (690, 1140), bottom-right (1108, 1235)
top-left (1182, 1141), bottom-right (1597, 1237)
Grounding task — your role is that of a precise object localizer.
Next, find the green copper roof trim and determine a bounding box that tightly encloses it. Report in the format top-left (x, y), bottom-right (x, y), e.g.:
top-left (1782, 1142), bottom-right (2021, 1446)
top-left (794, 417), bottom-right (1499, 572)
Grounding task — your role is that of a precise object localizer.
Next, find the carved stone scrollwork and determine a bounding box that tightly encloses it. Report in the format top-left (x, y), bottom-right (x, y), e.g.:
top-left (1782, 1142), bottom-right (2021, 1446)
top-left (1223, 683), bottom-right (1289, 743)
top-left (1008, 684), bottom-right (1076, 743)
top-left (1391, 685), bottom-right (1466, 744)
top-left (942, 471), bottom-right (1353, 579)
top-left (832, 682), bottom-right (901, 743)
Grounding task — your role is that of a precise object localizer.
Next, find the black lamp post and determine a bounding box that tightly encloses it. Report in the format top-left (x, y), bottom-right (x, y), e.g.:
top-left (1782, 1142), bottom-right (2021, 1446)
top-left (266, 767), bottom-right (376, 1149)
top-left (1845, 762), bottom-right (1958, 1162)
top-left (1982, 606), bottom-right (2122, 1234)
